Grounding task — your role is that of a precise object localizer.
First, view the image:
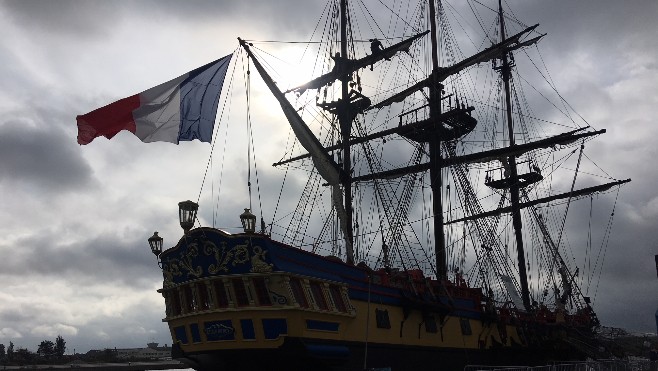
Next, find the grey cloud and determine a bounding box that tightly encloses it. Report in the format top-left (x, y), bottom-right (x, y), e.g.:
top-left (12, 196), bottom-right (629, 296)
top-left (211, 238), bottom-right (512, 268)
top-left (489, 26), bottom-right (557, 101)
top-left (0, 0), bottom-right (125, 38)
top-left (0, 231), bottom-right (158, 290)
top-left (0, 120), bottom-right (95, 193)
top-left (0, 0), bottom-right (321, 39)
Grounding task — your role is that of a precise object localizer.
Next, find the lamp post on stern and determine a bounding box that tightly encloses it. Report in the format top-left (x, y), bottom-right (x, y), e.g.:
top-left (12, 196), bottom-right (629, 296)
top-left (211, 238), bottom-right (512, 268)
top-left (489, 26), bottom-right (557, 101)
top-left (148, 231), bottom-right (163, 268)
top-left (178, 200), bottom-right (199, 233)
top-left (240, 208), bottom-right (256, 234)
top-left (148, 200), bottom-right (198, 268)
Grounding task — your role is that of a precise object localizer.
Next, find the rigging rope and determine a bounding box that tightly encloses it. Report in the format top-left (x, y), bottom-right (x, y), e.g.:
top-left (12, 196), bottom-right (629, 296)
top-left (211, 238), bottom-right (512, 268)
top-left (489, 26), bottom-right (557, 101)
top-left (590, 187), bottom-right (621, 305)
top-left (556, 143), bottom-right (585, 252)
top-left (194, 46), bottom-right (240, 227)
top-left (245, 54), bottom-right (253, 210)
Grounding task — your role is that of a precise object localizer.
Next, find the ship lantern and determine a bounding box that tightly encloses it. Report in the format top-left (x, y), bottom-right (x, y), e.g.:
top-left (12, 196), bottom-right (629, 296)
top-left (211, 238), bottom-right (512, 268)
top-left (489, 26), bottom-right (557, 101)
top-left (240, 208), bottom-right (256, 234)
top-left (178, 200), bottom-right (199, 233)
top-left (148, 231), bottom-right (163, 257)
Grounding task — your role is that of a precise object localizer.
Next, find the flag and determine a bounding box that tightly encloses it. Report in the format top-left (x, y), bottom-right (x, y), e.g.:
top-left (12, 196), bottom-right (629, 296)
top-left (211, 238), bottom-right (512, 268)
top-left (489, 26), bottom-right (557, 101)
top-left (76, 54), bottom-right (233, 145)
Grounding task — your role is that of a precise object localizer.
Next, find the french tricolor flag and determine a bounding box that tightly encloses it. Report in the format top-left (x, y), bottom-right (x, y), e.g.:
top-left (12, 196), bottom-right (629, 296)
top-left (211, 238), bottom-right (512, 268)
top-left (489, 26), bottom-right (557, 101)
top-left (76, 54), bottom-right (232, 145)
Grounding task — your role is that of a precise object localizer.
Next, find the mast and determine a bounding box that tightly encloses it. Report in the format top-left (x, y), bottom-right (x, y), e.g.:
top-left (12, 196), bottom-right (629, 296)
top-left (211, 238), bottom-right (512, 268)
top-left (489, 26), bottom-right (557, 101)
top-left (282, 2), bottom-right (428, 265)
top-left (429, 0), bottom-right (447, 280)
top-left (339, 0), bottom-right (355, 264)
top-left (498, 0), bottom-right (531, 311)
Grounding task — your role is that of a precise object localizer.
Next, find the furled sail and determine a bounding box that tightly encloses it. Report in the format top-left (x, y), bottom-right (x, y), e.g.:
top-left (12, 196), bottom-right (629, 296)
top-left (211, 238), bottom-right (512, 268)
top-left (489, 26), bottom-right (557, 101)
top-left (436, 24), bottom-right (541, 82)
top-left (367, 78), bottom-right (432, 111)
top-left (351, 129), bottom-right (606, 183)
top-left (445, 178), bottom-right (631, 225)
top-left (238, 38), bottom-right (352, 254)
top-left (500, 275), bottom-right (525, 310)
top-left (368, 25), bottom-right (542, 111)
top-left (285, 31), bottom-right (429, 94)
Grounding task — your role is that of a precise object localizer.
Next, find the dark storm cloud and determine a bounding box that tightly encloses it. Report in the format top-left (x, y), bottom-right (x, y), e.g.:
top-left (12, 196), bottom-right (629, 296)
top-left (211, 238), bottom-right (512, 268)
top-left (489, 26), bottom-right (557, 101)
top-left (0, 307), bottom-right (36, 324)
top-left (0, 230), bottom-right (158, 290)
top-left (0, 120), bottom-right (95, 193)
top-left (511, 0), bottom-right (658, 47)
top-left (0, 121), bottom-right (93, 192)
top-left (551, 177), bottom-right (658, 332)
top-left (504, 0), bottom-right (658, 88)
top-left (0, 0), bottom-right (322, 41)
top-left (131, 0), bottom-right (322, 34)
top-left (0, 0), bottom-right (124, 37)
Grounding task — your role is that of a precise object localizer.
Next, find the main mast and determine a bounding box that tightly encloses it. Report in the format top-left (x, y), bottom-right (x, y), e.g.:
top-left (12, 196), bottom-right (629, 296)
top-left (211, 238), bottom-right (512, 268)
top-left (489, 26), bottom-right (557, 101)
top-left (428, 0), bottom-right (448, 281)
top-left (338, 0), bottom-right (355, 264)
top-left (498, 0), bottom-right (531, 311)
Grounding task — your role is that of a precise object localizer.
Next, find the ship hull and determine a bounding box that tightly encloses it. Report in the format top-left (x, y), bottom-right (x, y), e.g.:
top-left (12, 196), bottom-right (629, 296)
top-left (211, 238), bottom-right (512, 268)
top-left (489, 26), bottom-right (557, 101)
top-left (157, 228), bottom-right (598, 371)
top-left (172, 336), bottom-right (588, 371)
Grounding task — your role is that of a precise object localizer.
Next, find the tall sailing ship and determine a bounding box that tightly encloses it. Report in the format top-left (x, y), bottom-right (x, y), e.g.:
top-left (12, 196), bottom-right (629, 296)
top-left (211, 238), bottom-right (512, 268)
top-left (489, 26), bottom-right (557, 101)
top-left (146, 0), bottom-right (630, 370)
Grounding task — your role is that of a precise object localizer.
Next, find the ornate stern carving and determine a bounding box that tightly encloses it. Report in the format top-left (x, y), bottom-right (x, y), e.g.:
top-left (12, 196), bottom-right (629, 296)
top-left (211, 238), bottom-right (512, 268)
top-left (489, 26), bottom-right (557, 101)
top-left (162, 260), bottom-right (181, 288)
top-left (178, 242), bottom-right (203, 278)
top-left (205, 240), bottom-right (250, 274)
top-left (250, 245), bottom-right (274, 273)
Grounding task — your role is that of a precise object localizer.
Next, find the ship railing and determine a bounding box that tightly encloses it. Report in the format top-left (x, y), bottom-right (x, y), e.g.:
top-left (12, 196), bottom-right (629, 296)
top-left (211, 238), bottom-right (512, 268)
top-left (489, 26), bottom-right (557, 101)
top-left (397, 102), bottom-right (467, 127)
top-left (398, 104), bottom-right (429, 127)
top-left (464, 359), bottom-right (652, 371)
top-left (160, 272), bottom-right (355, 320)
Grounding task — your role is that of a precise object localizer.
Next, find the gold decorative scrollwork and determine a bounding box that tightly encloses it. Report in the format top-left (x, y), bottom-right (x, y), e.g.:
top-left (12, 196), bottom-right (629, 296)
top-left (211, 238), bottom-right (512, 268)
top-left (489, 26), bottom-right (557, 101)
top-left (206, 240), bottom-right (250, 274)
top-left (178, 242), bottom-right (203, 278)
top-left (232, 242), bottom-right (250, 266)
top-left (206, 241), bottom-right (227, 274)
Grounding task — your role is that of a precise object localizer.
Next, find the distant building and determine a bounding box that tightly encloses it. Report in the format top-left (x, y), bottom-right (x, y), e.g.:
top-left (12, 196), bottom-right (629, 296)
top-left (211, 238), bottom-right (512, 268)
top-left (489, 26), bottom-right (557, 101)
top-left (89, 343), bottom-right (171, 360)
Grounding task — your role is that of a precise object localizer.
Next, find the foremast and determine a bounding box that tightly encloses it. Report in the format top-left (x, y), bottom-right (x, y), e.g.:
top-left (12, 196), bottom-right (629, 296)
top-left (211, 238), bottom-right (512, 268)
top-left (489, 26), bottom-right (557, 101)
top-left (333, 0), bottom-right (449, 274)
top-left (280, 0), bottom-right (430, 265)
top-left (237, 38), bottom-right (353, 263)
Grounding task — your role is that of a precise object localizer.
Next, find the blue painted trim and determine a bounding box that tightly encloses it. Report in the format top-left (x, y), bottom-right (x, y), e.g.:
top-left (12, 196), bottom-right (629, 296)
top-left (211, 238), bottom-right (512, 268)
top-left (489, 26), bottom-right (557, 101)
top-left (241, 319), bottom-right (256, 340)
top-left (190, 323), bottom-right (201, 343)
top-left (174, 326), bottom-right (188, 344)
top-left (262, 318), bottom-right (288, 340)
top-left (306, 320), bottom-right (340, 332)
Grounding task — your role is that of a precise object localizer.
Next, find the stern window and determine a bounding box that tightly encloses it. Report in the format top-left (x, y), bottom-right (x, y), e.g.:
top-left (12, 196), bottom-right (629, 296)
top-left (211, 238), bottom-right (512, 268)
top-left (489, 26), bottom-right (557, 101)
top-left (310, 282), bottom-right (328, 310)
top-left (213, 280), bottom-right (229, 308)
top-left (183, 285), bottom-right (197, 313)
top-left (329, 286), bottom-right (347, 312)
top-left (375, 309), bottom-right (391, 329)
top-left (253, 277), bottom-right (272, 306)
top-left (168, 291), bottom-right (181, 316)
top-left (424, 315), bottom-right (438, 333)
top-left (233, 279), bottom-right (250, 306)
top-left (289, 278), bottom-right (309, 308)
top-left (460, 318), bottom-right (472, 335)
top-left (198, 282), bottom-right (211, 310)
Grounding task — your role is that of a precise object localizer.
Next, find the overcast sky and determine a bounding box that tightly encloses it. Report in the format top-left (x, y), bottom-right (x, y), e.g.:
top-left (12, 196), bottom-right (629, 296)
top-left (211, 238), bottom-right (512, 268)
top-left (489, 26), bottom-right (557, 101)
top-left (0, 0), bottom-right (657, 354)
